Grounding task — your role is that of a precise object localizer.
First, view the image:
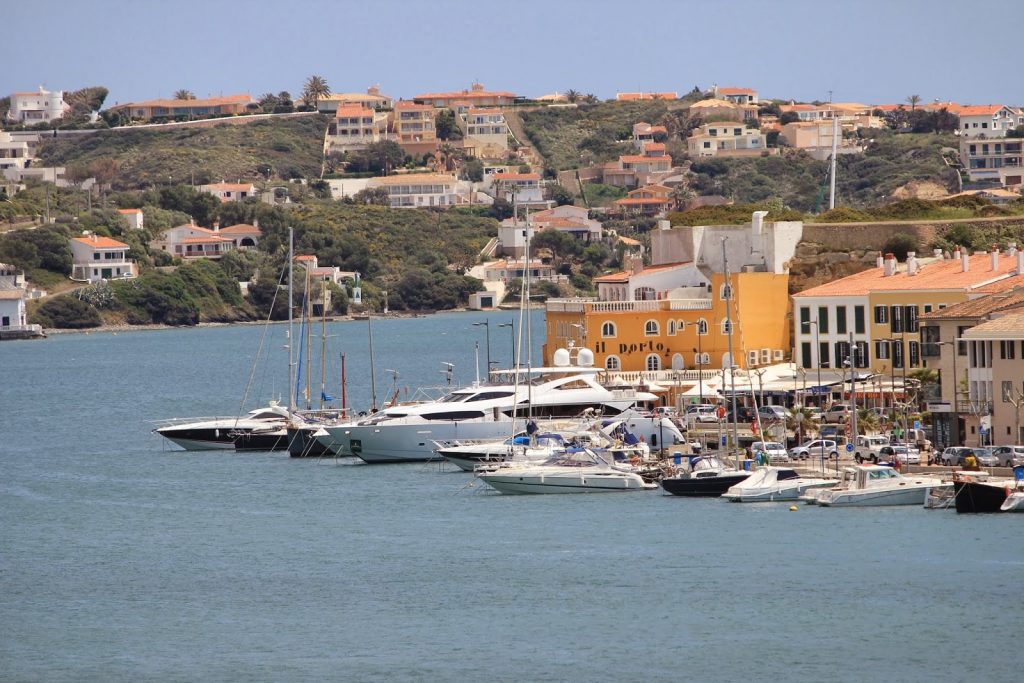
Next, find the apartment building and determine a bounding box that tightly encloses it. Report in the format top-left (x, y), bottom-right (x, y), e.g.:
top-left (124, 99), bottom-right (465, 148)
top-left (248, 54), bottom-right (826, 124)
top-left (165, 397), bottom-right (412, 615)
top-left (958, 104), bottom-right (1022, 187)
top-left (366, 173), bottom-right (462, 208)
top-left (324, 105), bottom-right (390, 154)
top-left (687, 121), bottom-right (768, 158)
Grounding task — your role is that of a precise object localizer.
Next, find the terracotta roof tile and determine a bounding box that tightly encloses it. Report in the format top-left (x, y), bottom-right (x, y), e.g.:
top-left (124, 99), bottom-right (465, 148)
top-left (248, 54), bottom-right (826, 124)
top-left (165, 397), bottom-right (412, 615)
top-left (218, 223), bottom-right (260, 234)
top-left (795, 254), bottom-right (1023, 298)
top-left (962, 312), bottom-right (1024, 338)
top-left (594, 261), bottom-right (691, 282)
top-left (72, 235), bottom-right (129, 249)
top-left (958, 104), bottom-right (1010, 117)
top-left (920, 286), bottom-right (1024, 320)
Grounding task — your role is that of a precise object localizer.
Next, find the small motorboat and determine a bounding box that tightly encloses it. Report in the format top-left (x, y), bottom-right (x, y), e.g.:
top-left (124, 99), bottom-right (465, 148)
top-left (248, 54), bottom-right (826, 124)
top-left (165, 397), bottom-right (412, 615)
top-left (724, 466), bottom-right (838, 502)
top-left (660, 455), bottom-right (751, 497)
top-left (153, 402), bottom-right (290, 451)
top-left (1000, 491), bottom-right (1024, 512)
top-left (476, 448), bottom-right (657, 494)
top-left (953, 471), bottom-right (1015, 513)
top-left (817, 465), bottom-right (947, 507)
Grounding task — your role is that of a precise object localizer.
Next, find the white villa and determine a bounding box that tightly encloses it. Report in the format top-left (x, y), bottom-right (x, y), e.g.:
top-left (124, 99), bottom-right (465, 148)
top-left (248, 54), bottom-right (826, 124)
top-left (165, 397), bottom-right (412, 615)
top-left (70, 233), bottom-right (137, 282)
top-left (7, 87), bottom-right (68, 124)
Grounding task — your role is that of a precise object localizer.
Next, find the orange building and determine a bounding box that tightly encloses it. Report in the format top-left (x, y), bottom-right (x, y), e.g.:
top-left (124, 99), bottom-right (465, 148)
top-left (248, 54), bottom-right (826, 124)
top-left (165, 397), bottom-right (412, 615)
top-left (544, 213), bottom-right (802, 374)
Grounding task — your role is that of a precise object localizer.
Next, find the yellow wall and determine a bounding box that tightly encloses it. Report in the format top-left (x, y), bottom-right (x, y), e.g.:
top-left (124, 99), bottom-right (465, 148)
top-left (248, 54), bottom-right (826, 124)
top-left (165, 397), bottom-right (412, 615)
top-left (867, 290), bottom-right (968, 372)
top-left (544, 271), bottom-right (791, 371)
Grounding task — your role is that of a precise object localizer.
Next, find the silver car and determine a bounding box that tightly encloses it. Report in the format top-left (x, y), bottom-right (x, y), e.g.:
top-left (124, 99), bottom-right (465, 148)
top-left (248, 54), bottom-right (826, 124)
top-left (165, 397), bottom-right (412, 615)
top-left (991, 445), bottom-right (1024, 467)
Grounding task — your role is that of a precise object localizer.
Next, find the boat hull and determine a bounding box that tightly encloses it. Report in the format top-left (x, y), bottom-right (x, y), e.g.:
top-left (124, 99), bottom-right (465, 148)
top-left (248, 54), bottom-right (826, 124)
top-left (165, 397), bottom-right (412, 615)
top-left (954, 480), bottom-right (1009, 513)
top-left (480, 471), bottom-right (656, 494)
top-left (725, 481), bottom-right (835, 502)
top-left (233, 429), bottom-right (289, 452)
top-left (327, 420), bottom-right (521, 464)
top-left (661, 473), bottom-right (750, 497)
top-left (1000, 491), bottom-right (1024, 512)
top-left (287, 426), bottom-right (342, 458)
top-left (158, 433), bottom-right (237, 451)
top-left (818, 485), bottom-right (932, 507)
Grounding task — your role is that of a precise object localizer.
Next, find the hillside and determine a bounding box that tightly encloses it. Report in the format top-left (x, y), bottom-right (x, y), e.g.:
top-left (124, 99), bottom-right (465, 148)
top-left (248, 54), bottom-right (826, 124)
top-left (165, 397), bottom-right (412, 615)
top-left (35, 115), bottom-right (330, 188)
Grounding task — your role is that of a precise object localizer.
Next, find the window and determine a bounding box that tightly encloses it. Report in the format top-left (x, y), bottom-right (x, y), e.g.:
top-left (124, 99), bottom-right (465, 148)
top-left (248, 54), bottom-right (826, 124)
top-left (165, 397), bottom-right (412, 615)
top-left (890, 306), bottom-right (904, 333)
top-left (909, 341), bottom-right (920, 367)
top-left (818, 307), bottom-right (829, 334)
top-left (697, 318), bottom-right (709, 335)
top-left (601, 321), bottom-right (617, 338)
top-left (819, 342), bottom-right (830, 368)
top-left (645, 354), bottom-right (662, 371)
top-left (667, 320), bottom-right (676, 336)
top-left (893, 341), bottom-right (904, 368)
top-left (721, 319), bottom-right (732, 335)
top-left (836, 306), bottom-right (847, 334)
top-left (1002, 381), bottom-right (1013, 402)
top-left (923, 305), bottom-right (932, 314)
top-left (854, 342), bottom-right (869, 368)
top-left (854, 306), bottom-right (865, 334)
top-left (801, 342), bottom-right (812, 368)
top-left (835, 341), bottom-right (850, 367)
top-left (644, 320), bottom-right (659, 336)
top-left (921, 326), bottom-right (941, 356)
top-left (720, 283), bottom-right (733, 300)
top-left (605, 355), bottom-right (621, 371)
top-left (1000, 340), bottom-right (1016, 360)
top-left (799, 307), bottom-right (810, 329)
top-left (957, 326), bottom-right (969, 356)
top-left (905, 305), bottom-right (919, 333)
top-left (671, 353), bottom-right (685, 370)
top-left (874, 305), bottom-right (888, 324)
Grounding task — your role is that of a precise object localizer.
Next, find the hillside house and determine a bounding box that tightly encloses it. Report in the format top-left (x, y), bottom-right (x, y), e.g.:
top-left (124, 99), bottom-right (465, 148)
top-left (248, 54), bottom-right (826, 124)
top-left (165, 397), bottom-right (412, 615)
top-left (489, 172), bottom-right (543, 203)
top-left (632, 122), bottom-right (668, 150)
top-left (413, 83), bottom-right (518, 108)
top-left (316, 86), bottom-right (393, 114)
top-left (70, 233), bottom-right (137, 282)
top-left (7, 87), bottom-right (68, 124)
top-left (325, 105), bottom-right (390, 154)
top-left (616, 92), bottom-right (677, 101)
top-left (612, 184), bottom-right (673, 216)
top-left (152, 222), bottom-right (238, 260)
top-left (713, 86), bottom-right (759, 106)
top-left (198, 182), bottom-right (257, 202)
top-left (958, 105), bottom-right (1023, 188)
top-left (107, 94), bottom-right (256, 121)
top-left (779, 120), bottom-right (864, 160)
top-left (117, 208), bottom-right (144, 231)
top-left (366, 173), bottom-right (465, 208)
top-left (689, 98), bottom-right (758, 122)
top-left (687, 121), bottom-right (768, 158)
top-left (390, 100), bottom-right (437, 155)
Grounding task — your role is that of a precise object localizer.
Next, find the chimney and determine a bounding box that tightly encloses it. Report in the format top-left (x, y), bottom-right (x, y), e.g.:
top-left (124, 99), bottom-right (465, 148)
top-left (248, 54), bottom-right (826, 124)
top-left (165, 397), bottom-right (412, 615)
top-left (883, 253), bottom-right (896, 277)
top-left (906, 251), bottom-right (918, 276)
top-left (961, 249), bottom-right (970, 273)
top-left (751, 210), bottom-right (768, 236)
top-left (933, 248), bottom-right (943, 259)
top-left (253, 218), bottom-right (259, 229)
top-left (213, 221), bottom-right (220, 232)
top-left (876, 253), bottom-right (885, 269)
top-left (991, 245), bottom-right (999, 271)
top-left (658, 219), bottom-right (671, 231)
top-left (631, 255), bottom-right (644, 275)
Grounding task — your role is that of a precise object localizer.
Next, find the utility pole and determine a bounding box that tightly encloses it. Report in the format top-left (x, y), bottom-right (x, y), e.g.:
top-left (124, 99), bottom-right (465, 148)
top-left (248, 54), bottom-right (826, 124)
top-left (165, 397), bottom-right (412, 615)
top-left (849, 331), bottom-right (858, 454)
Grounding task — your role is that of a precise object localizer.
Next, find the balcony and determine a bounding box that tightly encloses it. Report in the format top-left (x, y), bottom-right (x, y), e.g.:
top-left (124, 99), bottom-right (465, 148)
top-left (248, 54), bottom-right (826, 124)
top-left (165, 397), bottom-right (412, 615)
top-left (546, 297), bottom-right (713, 314)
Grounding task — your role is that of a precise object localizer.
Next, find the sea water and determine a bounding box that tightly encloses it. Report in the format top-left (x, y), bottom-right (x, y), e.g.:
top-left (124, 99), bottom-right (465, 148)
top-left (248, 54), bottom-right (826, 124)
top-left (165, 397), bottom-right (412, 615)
top-left (1, 312), bottom-right (1020, 682)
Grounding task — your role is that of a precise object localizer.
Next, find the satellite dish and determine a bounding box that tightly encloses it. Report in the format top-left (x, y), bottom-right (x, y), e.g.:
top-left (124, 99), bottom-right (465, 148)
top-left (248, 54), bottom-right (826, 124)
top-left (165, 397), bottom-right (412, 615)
top-left (553, 348), bottom-right (570, 367)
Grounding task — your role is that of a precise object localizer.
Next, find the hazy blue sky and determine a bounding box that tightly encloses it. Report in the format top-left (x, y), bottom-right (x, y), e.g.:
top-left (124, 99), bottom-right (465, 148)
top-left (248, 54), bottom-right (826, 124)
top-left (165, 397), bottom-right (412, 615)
top-left (7, 0), bottom-right (1023, 107)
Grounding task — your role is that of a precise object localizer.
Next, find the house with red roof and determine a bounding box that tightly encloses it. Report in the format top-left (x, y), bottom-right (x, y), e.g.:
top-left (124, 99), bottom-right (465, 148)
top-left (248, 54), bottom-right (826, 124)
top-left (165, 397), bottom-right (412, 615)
top-left (325, 104), bottom-right (390, 155)
top-left (713, 86), bottom-right (759, 106)
top-left (70, 233), bottom-right (137, 282)
top-left (687, 121), bottom-right (769, 158)
top-left (489, 172), bottom-right (544, 203)
top-left (151, 221), bottom-right (239, 260)
top-left (107, 94), bottom-right (255, 121)
top-left (7, 87), bottom-right (68, 124)
top-left (198, 182), bottom-right (257, 203)
top-left (613, 185), bottom-right (673, 217)
top-left (957, 104), bottom-right (1023, 188)
top-left (413, 83), bottom-right (518, 108)
top-left (117, 208), bottom-right (144, 231)
top-left (616, 92), bottom-right (677, 102)
top-left (390, 100), bottom-right (438, 155)
top-left (632, 122), bottom-right (668, 151)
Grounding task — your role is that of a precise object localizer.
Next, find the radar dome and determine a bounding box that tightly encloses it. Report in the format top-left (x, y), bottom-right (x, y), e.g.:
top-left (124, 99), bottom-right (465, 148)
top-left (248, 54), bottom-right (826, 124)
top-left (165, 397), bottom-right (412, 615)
top-left (577, 348), bottom-right (594, 367)
top-left (552, 348), bottom-right (570, 366)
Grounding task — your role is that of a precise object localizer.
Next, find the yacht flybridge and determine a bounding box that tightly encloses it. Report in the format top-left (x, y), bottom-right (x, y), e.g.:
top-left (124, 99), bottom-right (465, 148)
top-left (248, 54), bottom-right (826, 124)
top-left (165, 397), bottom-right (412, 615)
top-left (315, 347), bottom-right (677, 464)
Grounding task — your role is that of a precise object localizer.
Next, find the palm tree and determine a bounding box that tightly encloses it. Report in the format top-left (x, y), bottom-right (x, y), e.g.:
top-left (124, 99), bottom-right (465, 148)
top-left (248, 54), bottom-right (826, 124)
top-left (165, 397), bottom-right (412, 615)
top-left (565, 89), bottom-right (580, 103)
top-left (906, 94), bottom-right (921, 112)
top-left (174, 89), bottom-right (195, 100)
top-left (302, 75), bottom-right (331, 110)
top-left (856, 408), bottom-right (880, 435)
top-left (787, 407), bottom-right (816, 445)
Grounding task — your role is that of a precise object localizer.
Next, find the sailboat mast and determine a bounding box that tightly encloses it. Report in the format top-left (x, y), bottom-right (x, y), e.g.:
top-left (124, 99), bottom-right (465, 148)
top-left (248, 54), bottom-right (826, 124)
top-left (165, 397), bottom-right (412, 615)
top-left (829, 115), bottom-right (838, 210)
top-left (722, 236), bottom-right (740, 465)
top-left (320, 282), bottom-right (327, 411)
top-left (305, 269), bottom-right (312, 410)
top-left (368, 317), bottom-right (378, 411)
top-left (288, 227), bottom-right (295, 413)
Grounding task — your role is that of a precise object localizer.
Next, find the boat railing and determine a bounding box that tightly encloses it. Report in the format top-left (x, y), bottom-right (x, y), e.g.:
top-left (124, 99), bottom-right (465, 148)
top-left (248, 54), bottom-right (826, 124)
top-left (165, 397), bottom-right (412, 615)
top-left (148, 415), bottom-right (257, 428)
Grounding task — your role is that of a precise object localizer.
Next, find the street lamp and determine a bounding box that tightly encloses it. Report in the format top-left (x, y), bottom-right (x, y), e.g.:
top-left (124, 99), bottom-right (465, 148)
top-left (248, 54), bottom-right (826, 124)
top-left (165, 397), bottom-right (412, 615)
top-left (473, 319), bottom-right (491, 375)
top-left (497, 321), bottom-right (515, 369)
top-left (801, 319), bottom-right (822, 407)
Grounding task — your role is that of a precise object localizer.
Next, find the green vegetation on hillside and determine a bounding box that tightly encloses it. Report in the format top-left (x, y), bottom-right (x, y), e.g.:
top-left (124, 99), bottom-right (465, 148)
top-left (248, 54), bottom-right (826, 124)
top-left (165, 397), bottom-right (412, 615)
top-left (518, 101), bottom-right (675, 172)
top-left (36, 115), bottom-right (330, 188)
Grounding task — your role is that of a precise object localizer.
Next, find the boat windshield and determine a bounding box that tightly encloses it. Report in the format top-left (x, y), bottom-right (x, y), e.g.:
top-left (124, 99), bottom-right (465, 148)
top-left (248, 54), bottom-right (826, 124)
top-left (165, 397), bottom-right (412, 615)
top-left (691, 456), bottom-right (725, 472)
top-left (542, 448), bottom-right (602, 468)
top-left (437, 392), bottom-right (474, 403)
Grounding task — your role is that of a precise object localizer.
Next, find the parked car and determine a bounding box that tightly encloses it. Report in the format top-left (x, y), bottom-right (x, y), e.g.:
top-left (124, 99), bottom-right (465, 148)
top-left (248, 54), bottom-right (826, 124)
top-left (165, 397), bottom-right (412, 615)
top-left (758, 405), bottom-right (791, 422)
top-left (878, 445), bottom-right (919, 465)
top-left (939, 447), bottom-right (974, 466)
top-left (991, 445), bottom-right (1024, 467)
top-left (725, 406), bottom-right (756, 423)
top-left (685, 405), bottom-right (720, 423)
top-left (819, 424), bottom-right (843, 439)
top-left (803, 407), bottom-right (825, 422)
top-left (824, 404), bottom-right (852, 423)
top-left (854, 435), bottom-right (889, 463)
top-left (972, 448), bottom-right (999, 468)
top-left (789, 439), bottom-right (839, 461)
top-left (751, 441), bottom-right (789, 463)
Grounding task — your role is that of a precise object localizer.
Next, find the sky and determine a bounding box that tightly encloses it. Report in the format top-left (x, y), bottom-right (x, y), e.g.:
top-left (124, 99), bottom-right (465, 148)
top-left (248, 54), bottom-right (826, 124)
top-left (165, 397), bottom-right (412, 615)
top-left (6, 0), bottom-right (1023, 108)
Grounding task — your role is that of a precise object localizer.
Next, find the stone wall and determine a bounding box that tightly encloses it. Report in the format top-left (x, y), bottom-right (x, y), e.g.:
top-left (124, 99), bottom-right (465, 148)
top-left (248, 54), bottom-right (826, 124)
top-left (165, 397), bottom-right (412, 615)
top-left (802, 216), bottom-right (1024, 252)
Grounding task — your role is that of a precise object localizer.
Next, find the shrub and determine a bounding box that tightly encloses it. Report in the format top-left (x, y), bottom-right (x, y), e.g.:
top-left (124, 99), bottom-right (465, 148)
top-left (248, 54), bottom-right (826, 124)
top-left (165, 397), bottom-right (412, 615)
top-left (881, 233), bottom-right (919, 260)
top-left (31, 296), bottom-right (102, 329)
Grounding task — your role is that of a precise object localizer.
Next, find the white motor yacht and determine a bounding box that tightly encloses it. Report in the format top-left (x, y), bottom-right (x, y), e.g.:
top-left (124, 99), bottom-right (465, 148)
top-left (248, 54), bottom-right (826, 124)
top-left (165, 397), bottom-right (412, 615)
top-left (816, 465), bottom-right (948, 507)
top-left (316, 355), bottom-right (672, 463)
top-left (438, 431), bottom-right (568, 472)
top-left (476, 448), bottom-right (657, 494)
top-left (724, 466), bottom-right (838, 502)
top-left (153, 401), bottom-right (291, 451)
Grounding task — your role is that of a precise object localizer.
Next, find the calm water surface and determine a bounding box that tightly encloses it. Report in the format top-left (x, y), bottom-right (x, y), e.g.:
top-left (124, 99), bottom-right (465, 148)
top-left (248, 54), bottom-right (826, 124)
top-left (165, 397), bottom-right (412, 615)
top-left (1, 313), bottom-right (1020, 682)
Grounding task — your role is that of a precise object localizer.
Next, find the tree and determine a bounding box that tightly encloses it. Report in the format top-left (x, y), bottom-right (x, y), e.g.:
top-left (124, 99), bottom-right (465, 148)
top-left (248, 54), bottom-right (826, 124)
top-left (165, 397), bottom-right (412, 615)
top-left (547, 183), bottom-right (574, 206)
top-left (882, 232), bottom-right (919, 261)
top-left (461, 158), bottom-right (484, 182)
top-left (174, 90), bottom-right (195, 100)
top-left (348, 141), bottom-right (406, 175)
top-left (258, 92), bottom-right (279, 112)
top-left (301, 75), bottom-right (331, 110)
top-left (90, 158), bottom-right (119, 208)
top-left (352, 187), bottom-right (390, 206)
top-left (906, 94), bottom-right (921, 112)
top-left (274, 91), bottom-right (294, 114)
top-left (779, 111), bottom-right (800, 125)
top-left (565, 89), bottom-right (580, 103)
top-left (435, 109), bottom-right (461, 140)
